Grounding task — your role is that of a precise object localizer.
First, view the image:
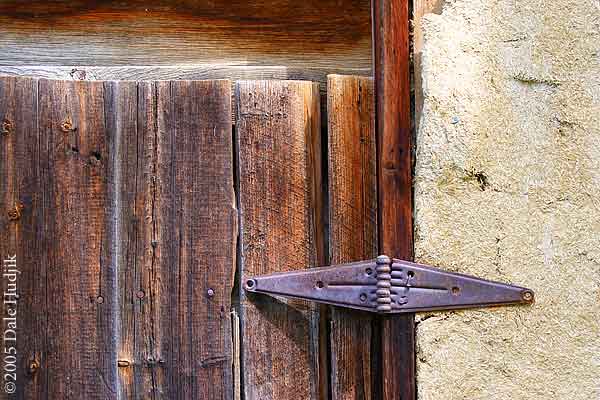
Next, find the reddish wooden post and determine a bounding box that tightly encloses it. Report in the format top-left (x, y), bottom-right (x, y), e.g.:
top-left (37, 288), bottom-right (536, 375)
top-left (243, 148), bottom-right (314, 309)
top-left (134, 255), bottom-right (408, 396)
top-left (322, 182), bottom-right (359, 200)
top-left (372, 0), bottom-right (416, 399)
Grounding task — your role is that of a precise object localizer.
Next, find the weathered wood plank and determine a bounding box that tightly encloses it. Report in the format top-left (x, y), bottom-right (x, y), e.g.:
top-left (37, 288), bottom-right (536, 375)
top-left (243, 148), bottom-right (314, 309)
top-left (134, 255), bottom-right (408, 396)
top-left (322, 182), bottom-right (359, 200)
top-left (327, 75), bottom-right (378, 400)
top-left (39, 78), bottom-right (119, 400)
top-left (102, 80), bottom-right (139, 400)
top-left (236, 80), bottom-right (325, 400)
top-left (372, 0), bottom-right (415, 399)
top-left (155, 80), bottom-right (235, 399)
top-left (0, 76), bottom-right (45, 400)
top-left (0, 77), bottom-right (236, 399)
top-left (122, 80), bottom-right (162, 400)
top-left (0, 0), bottom-right (371, 69)
top-left (15, 78), bottom-right (119, 399)
top-left (117, 80), bottom-right (236, 399)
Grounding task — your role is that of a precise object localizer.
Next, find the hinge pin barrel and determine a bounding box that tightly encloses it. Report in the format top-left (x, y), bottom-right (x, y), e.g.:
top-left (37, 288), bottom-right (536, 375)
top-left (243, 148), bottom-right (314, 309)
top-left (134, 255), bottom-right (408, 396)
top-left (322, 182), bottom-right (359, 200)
top-left (376, 255), bottom-right (392, 312)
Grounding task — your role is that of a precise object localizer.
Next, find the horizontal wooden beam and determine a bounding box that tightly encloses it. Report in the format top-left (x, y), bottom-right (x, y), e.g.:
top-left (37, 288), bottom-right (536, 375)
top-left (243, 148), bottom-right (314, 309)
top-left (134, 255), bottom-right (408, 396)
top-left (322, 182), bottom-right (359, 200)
top-left (0, 0), bottom-right (371, 68)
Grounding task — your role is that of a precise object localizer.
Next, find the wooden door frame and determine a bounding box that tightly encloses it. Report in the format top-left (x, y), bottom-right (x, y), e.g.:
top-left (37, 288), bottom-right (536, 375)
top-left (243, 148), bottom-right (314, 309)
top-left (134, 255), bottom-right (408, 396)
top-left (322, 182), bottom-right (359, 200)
top-left (372, 1), bottom-right (416, 399)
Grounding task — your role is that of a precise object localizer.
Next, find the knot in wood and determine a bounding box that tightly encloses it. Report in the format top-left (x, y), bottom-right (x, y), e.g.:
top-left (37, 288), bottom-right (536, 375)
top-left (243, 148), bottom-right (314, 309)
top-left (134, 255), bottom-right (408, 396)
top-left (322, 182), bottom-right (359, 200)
top-left (27, 359), bottom-right (40, 375)
top-left (7, 203), bottom-right (24, 221)
top-left (2, 119), bottom-right (13, 135)
top-left (60, 117), bottom-right (75, 133)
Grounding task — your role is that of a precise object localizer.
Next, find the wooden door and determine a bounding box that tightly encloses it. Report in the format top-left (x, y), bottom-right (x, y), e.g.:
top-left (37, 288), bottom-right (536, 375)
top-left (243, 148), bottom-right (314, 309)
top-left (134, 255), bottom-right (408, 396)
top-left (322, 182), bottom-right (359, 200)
top-left (1, 77), bottom-right (237, 399)
top-left (0, 75), bottom-right (378, 400)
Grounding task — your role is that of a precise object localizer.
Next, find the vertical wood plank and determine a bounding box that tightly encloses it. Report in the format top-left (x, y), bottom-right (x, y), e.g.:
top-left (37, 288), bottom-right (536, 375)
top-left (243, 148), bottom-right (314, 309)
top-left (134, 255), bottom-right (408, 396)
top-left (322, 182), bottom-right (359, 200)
top-left (372, 0), bottom-right (416, 399)
top-left (126, 81), bottom-right (162, 400)
top-left (106, 80), bottom-right (148, 400)
top-left (117, 80), bottom-right (236, 399)
top-left (0, 76), bottom-right (44, 400)
top-left (39, 79), bottom-right (118, 399)
top-left (236, 80), bottom-right (324, 400)
top-left (158, 80), bottom-right (236, 400)
top-left (327, 75), bottom-right (378, 400)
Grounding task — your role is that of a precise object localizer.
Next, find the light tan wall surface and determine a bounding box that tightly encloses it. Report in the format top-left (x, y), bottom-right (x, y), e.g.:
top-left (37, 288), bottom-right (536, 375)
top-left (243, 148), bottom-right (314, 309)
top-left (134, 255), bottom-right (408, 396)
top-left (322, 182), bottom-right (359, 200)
top-left (414, 0), bottom-right (600, 399)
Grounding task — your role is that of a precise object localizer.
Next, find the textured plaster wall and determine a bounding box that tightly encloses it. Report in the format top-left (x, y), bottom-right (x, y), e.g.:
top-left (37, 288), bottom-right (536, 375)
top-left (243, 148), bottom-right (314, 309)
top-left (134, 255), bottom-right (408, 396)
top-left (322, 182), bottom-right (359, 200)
top-left (414, 1), bottom-right (600, 399)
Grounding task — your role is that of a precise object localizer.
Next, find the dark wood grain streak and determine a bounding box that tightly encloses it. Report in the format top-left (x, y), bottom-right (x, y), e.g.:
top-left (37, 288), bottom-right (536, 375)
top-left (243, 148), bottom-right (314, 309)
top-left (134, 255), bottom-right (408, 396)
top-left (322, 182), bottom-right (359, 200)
top-left (372, 1), bottom-right (415, 400)
top-left (236, 80), bottom-right (325, 400)
top-left (0, 0), bottom-right (371, 69)
top-left (327, 75), bottom-right (378, 400)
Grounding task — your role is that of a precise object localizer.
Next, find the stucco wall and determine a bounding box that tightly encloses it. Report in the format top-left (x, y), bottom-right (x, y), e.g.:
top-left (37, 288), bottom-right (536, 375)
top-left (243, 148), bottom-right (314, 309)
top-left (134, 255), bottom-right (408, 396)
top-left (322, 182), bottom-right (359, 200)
top-left (414, 1), bottom-right (600, 399)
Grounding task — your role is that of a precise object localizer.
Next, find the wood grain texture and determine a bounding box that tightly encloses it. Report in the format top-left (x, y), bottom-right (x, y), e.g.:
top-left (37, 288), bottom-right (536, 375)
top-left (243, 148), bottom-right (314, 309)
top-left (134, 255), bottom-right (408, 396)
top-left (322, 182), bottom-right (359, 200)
top-left (0, 76), bottom-right (45, 400)
top-left (236, 80), bottom-right (325, 400)
top-left (0, 76), bottom-right (119, 399)
top-left (0, 77), bottom-right (236, 399)
top-left (327, 75), bottom-right (378, 400)
top-left (103, 80), bottom-right (139, 400)
top-left (0, 65), bottom-right (371, 132)
top-left (372, 1), bottom-right (415, 400)
top-left (0, 0), bottom-right (371, 69)
top-left (0, 65), bottom-right (371, 84)
top-left (117, 80), bottom-right (236, 399)
top-left (39, 78), bottom-right (119, 400)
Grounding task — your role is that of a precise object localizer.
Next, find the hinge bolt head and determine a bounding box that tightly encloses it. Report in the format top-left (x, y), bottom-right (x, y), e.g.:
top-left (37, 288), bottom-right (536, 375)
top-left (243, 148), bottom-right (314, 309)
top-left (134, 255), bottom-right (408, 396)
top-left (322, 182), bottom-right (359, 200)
top-left (522, 291), bottom-right (534, 302)
top-left (244, 279), bottom-right (257, 290)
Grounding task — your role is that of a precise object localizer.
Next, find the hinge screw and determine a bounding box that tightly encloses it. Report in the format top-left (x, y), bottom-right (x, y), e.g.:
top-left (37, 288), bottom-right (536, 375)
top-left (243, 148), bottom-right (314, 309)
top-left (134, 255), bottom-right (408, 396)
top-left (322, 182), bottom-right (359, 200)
top-left (522, 291), bottom-right (534, 302)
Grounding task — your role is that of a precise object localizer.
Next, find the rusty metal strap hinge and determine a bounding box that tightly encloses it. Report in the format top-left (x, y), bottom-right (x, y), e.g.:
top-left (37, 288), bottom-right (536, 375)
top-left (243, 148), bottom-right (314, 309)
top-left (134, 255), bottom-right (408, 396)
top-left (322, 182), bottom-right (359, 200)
top-left (244, 255), bottom-right (534, 314)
